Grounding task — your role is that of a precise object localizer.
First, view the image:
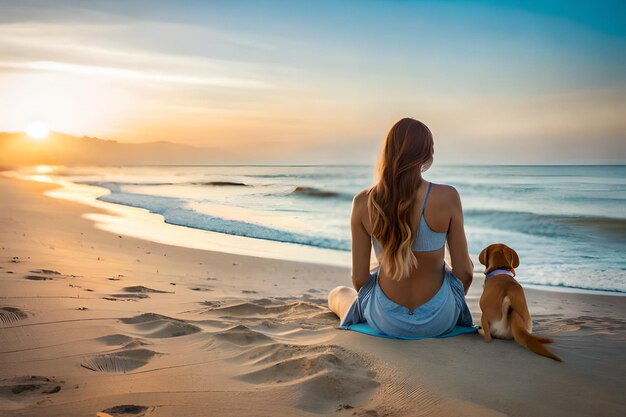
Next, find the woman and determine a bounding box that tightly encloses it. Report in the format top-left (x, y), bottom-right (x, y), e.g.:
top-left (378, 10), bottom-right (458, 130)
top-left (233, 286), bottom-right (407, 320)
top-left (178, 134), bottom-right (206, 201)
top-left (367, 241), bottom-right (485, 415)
top-left (328, 118), bottom-right (474, 337)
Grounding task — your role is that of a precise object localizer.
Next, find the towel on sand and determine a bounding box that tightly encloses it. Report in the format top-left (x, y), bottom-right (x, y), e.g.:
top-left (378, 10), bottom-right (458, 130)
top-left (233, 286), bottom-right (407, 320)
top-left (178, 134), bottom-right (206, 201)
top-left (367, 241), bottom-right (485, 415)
top-left (341, 322), bottom-right (478, 340)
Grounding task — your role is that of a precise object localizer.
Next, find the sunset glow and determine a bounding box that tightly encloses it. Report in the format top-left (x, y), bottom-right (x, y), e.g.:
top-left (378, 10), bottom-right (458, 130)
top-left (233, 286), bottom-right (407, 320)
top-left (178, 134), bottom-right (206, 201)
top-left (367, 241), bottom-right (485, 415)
top-left (25, 121), bottom-right (50, 140)
top-left (0, 1), bottom-right (624, 164)
top-left (35, 165), bottom-right (55, 174)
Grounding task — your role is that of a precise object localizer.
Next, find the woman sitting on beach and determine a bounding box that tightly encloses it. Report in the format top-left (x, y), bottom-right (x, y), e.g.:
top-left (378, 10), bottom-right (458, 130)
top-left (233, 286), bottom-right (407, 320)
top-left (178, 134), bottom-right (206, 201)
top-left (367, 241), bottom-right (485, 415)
top-left (328, 118), bottom-right (474, 337)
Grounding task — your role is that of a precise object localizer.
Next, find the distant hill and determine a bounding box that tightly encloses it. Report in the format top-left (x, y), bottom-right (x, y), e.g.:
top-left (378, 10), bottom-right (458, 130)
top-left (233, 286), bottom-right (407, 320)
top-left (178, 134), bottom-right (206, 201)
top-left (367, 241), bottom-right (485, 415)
top-left (0, 132), bottom-right (234, 166)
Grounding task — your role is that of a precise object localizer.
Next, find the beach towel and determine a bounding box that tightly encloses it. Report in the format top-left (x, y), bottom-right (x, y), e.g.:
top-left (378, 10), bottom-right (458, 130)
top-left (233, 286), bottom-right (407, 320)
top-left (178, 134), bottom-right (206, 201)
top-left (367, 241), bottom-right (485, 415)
top-left (342, 322), bottom-right (478, 340)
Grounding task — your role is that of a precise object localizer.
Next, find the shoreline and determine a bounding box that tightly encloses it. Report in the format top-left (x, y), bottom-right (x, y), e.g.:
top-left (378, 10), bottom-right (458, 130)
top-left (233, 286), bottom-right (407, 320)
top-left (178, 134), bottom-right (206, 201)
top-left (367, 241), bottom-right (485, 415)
top-left (3, 170), bottom-right (623, 297)
top-left (2, 170), bottom-right (351, 267)
top-left (1, 175), bottom-right (625, 416)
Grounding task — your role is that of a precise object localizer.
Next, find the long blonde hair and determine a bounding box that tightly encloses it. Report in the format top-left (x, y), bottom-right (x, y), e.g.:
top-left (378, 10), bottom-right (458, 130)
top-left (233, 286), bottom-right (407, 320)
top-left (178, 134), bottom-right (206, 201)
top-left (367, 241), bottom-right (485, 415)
top-left (367, 118), bottom-right (434, 280)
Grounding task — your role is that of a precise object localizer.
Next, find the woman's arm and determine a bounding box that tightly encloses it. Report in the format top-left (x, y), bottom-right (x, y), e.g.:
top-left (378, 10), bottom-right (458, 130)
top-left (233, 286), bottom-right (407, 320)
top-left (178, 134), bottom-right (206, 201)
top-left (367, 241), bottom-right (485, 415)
top-left (351, 190), bottom-right (372, 291)
top-left (445, 186), bottom-right (473, 294)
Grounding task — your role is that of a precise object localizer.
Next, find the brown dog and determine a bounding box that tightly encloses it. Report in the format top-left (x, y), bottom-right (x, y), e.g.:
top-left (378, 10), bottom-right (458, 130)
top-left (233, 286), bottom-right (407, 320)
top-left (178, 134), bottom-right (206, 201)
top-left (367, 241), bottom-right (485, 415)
top-left (478, 243), bottom-right (561, 361)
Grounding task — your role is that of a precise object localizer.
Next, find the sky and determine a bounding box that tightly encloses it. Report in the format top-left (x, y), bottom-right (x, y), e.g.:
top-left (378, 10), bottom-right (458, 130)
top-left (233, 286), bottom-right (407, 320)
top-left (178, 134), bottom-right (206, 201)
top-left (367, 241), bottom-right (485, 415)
top-left (0, 0), bottom-right (624, 164)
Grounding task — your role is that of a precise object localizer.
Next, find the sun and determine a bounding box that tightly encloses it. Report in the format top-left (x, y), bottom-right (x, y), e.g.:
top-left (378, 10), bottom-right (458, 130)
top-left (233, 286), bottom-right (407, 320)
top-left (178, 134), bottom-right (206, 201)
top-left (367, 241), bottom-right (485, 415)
top-left (26, 121), bottom-right (50, 140)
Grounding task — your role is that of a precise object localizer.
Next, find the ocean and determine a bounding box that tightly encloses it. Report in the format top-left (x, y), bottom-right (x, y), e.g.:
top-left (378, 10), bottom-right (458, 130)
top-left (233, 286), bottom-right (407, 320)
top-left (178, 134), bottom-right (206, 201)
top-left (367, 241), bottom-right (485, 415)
top-left (13, 164), bottom-right (626, 293)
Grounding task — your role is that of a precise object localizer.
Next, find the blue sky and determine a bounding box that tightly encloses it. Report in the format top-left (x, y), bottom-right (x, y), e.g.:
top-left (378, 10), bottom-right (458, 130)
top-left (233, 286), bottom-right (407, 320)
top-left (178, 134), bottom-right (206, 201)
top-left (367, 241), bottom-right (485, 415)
top-left (0, 0), bottom-right (624, 163)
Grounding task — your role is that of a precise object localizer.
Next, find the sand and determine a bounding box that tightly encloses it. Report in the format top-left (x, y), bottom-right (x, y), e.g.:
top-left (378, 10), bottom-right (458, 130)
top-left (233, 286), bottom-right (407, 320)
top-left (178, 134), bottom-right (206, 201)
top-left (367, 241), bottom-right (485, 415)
top-left (0, 175), bottom-right (625, 417)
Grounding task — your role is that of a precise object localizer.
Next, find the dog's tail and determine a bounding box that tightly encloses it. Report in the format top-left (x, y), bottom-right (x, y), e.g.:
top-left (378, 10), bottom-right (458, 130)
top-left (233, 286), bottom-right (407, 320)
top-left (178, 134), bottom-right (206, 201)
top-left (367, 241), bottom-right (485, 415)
top-left (508, 292), bottom-right (562, 361)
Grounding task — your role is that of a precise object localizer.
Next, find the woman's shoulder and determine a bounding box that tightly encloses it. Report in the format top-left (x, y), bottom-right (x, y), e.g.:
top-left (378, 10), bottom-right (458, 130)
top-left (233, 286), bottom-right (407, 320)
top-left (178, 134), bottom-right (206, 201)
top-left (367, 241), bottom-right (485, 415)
top-left (429, 182), bottom-right (462, 208)
top-left (350, 188), bottom-right (372, 227)
top-left (430, 182), bottom-right (460, 197)
top-left (352, 187), bottom-right (372, 209)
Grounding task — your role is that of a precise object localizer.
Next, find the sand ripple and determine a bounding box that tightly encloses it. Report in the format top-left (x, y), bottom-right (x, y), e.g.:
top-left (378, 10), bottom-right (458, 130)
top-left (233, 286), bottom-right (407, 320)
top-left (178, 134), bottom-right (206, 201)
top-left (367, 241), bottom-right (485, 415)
top-left (212, 324), bottom-right (274, 346)
top-left (200, 297), bottom-right (381, 413)
top-left (120, 313), bottom-right (201, 338)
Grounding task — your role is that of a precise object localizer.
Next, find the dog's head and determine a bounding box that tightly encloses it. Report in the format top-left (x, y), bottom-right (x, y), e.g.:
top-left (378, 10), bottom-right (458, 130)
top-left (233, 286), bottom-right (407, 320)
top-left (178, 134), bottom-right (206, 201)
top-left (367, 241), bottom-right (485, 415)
top-left (478, 243), bottom-right (519, 276)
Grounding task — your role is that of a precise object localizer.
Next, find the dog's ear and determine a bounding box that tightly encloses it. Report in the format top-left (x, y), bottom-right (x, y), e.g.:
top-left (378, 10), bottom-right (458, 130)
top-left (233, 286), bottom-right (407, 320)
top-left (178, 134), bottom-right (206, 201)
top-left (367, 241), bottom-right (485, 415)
top-left (505, 246), bottom-right (520, 268)
top-left (479, 246), bottom-right (489, 266)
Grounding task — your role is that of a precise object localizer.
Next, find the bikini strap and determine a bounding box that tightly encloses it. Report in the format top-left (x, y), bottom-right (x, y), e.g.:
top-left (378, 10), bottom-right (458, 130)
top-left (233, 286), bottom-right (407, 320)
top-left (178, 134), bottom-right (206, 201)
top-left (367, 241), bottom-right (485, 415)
top-left (421, 182), bottom-right (432, 214)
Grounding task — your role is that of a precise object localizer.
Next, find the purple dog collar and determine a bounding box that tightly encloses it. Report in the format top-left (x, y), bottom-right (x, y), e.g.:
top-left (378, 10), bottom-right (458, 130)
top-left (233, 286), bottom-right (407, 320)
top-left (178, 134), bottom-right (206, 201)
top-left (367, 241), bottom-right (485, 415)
top-left (485, 269), bottom-right (515, 280)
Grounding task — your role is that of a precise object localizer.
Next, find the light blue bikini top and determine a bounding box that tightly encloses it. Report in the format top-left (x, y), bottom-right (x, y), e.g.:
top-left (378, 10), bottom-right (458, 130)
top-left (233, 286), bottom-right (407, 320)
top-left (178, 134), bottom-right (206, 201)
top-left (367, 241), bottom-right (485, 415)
top-left (372, 182), bottom-right (447, 257)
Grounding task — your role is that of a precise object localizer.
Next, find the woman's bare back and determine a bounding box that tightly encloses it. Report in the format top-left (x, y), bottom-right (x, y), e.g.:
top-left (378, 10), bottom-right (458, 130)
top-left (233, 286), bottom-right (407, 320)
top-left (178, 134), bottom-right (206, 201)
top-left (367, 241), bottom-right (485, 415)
top-left (355, 181), bottom-right (467, 310)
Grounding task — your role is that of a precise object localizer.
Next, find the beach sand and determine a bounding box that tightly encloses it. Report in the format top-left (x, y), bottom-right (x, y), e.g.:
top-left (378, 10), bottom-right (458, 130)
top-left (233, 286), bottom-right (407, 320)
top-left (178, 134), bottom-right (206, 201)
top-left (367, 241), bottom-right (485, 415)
top-left (1, 176), bottom-right (625, 417)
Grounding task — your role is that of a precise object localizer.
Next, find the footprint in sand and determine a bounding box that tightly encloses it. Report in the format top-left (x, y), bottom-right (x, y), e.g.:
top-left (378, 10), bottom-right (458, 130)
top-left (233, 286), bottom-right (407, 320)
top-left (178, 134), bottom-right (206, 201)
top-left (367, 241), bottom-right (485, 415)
top-left (81, 334), bottom-right (154, 373)
top-left (97, 405), bottom-right (149, 416)
top-left (108, 293), bottom-right (151, 300)
top-left (0, 376), bottom-right (63, 398)
top-left (24, 275), bottom-right (53, 281)
top-left (122, 285), bottom-right (173, 294)
top-left (190, 286), bottom-right (213, 292)
top-left (81, 349), bottom-right (160, 373)
top-left (102, 285), bottom-right (174, 301)
top-left (0, 306), bottom-right (28, 325)
top-left (24, 269), bottom-right (65, 281)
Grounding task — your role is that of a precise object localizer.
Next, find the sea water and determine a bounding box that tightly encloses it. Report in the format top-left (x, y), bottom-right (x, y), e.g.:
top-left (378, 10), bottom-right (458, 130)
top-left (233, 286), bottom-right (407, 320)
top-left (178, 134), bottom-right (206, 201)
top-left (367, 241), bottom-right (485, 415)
top-left (16, 164), bottom-right (626, 293)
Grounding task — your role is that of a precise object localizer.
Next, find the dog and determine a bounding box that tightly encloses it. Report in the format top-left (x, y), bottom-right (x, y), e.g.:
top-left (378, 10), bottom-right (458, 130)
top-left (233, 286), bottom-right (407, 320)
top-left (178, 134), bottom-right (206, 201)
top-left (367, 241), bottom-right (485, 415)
top-left (478, 243), bottom-right (561, 361)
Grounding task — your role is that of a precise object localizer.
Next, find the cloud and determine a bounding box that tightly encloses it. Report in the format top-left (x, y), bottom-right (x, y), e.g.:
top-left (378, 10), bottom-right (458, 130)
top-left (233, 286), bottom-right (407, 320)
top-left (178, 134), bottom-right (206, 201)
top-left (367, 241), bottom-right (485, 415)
top-left (0, 60), bottom-right (270, 88)
top-left (0, 21), bottom-right (283, 88)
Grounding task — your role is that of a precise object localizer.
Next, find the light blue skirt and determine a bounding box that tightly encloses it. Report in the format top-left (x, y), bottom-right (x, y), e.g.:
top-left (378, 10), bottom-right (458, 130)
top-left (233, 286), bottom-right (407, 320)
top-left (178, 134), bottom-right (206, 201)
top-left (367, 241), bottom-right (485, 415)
top-left (339, 264), bottom-right (474, 338)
